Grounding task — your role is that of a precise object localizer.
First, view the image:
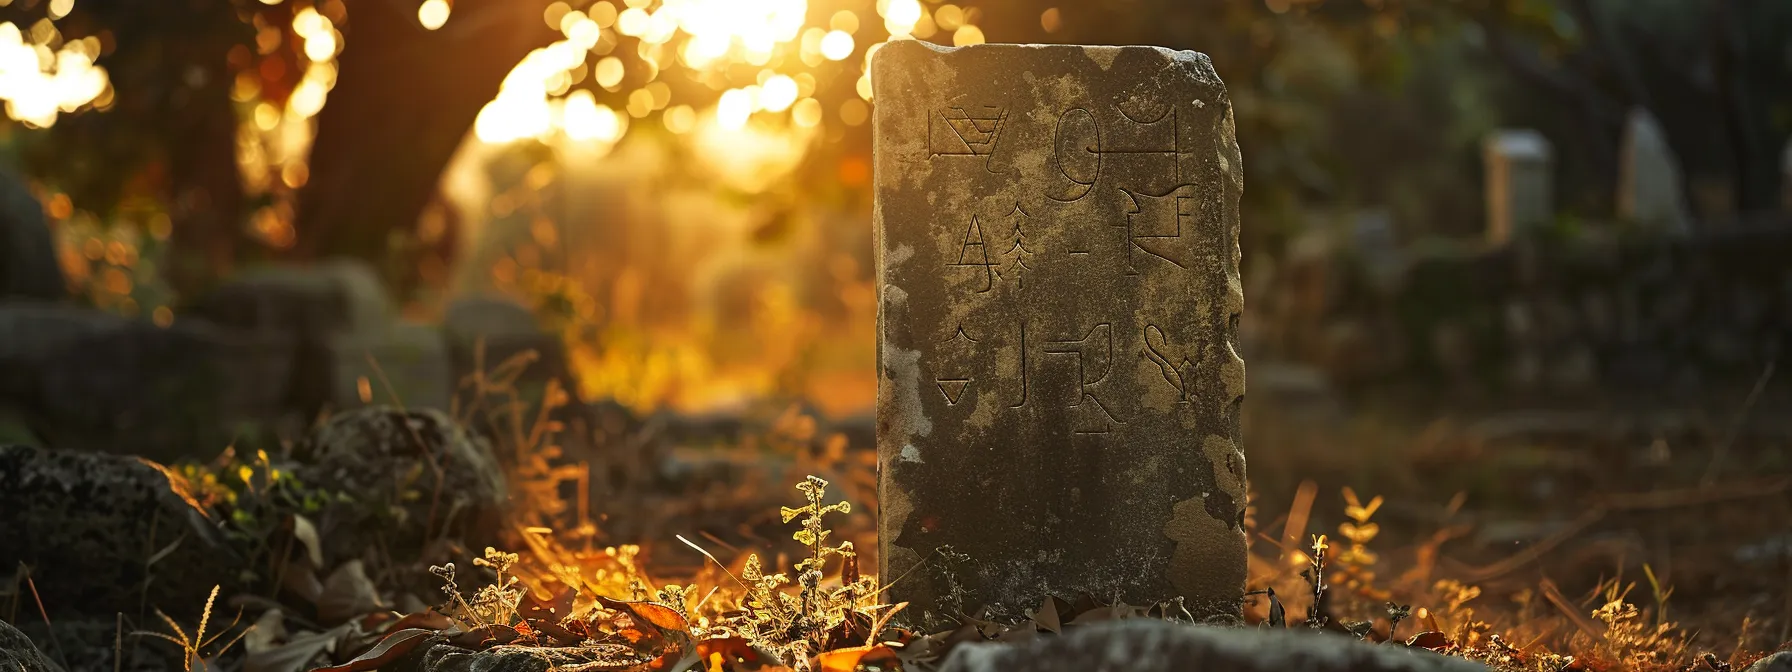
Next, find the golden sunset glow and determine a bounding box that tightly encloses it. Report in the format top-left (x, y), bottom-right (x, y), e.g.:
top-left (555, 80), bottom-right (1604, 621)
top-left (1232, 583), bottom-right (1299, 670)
top-left (0, 19), bottom-right (110, 127)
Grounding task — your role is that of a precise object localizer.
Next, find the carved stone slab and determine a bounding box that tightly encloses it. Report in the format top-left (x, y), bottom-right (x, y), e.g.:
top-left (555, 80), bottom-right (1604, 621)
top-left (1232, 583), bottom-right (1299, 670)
top-left (872, 41), bottom-right (1247, 628)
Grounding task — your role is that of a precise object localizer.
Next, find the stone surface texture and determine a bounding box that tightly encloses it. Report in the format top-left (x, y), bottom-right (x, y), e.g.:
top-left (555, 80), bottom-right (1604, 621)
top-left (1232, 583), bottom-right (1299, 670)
top-left (873, 41), bottom-right (1246, 628)
top-left (0, 309), bottom-right (292, 462)
top-left (0, 619), bottom-right (60, 672)
top-left (292, 407), bottom-right (508, 566)
top-left (0, 444), bottom-right (238, 620)
top-left (391, 643), bottom-right (643, 672)
top-left (1747, 651), bottom-right (1792, 672)
top-left (937, 620), bottom-right (1487, 672)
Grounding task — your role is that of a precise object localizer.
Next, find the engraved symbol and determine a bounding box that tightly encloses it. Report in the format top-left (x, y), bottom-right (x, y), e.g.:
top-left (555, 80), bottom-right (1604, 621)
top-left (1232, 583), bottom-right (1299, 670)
top-left (1111, 104), bottom-right (1180, 161)
top-left (934, 325), bottom-right (979, 408)
top-left (936, 379), bottom-right (972, 406)
top-left (1116, 184), bottom-right (1198, 273)
top-left (1048, 108), bottom-right (1101, 203)
top-left (930, 105), bottom-right (1009, 173)
top-left (948, 215), bottom-right (996, 293)
top-left (1045, 323), bottom-right (1121, 435)
top-left (942, 326), bottom-right (979, 345)
top-left (1143, 324), bottom-right (1199, 404)
top-left (995, 203), bottom-right (1034, 290)
top-left (1009, 321), bottom-right (1029, 409)
top-left (932, 106), bottom-right (1005, 155)
top-left (1049, 105), bottom-right (1182, 204)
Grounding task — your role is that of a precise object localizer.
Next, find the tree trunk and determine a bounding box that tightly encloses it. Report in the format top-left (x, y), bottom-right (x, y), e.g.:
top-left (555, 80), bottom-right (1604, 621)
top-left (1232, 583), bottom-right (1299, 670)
top-left (1709, 0), bottom-right (1770, 213)
top-left (292, 0), bottom-right (556, 295)
top-left (165, 77), bottom-right (248, 297)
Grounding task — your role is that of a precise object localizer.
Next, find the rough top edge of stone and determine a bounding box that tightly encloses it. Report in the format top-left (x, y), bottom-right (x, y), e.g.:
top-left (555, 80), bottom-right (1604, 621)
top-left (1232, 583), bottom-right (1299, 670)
top-left (937, 620), bottom-right (1489, 672)
top-left (872, 39), bottom-right (1224, 87)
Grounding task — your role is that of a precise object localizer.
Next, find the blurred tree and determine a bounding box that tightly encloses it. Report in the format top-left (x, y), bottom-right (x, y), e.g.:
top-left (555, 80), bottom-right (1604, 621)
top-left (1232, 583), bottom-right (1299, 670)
top-left (0, 0), bottom-right (555, 298)
top-left (292, 0), bottom-right (554, 292)
top-left (0, 0), bottom-right (250, 294)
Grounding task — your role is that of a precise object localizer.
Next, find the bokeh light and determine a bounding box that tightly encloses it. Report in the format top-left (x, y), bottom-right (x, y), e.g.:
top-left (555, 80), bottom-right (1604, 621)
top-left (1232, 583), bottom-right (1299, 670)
top-left (0, 21), bottom-right (110, 128)
top-left (819, 30), bottom-right (854, 61)
top-left (883, 0), bottom-right (921, 36)
top-left (418, 0), bottom-right (451, 30)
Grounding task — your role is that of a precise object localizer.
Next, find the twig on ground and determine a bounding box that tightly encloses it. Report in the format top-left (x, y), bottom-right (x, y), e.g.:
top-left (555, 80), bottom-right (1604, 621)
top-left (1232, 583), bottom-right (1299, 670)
top-left (1456, 476), bottom-right (1792, 582)
top-left (1456, 508), bottom-right (1608, 582)
top-left (1602, 476), bottom-right (1791, 511)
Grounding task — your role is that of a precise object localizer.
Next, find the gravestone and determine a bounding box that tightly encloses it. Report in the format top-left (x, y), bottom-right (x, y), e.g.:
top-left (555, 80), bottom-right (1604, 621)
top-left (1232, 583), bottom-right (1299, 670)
top-left (1616, 109), bottom-right (1691, 234)
top-left (443, 294), bottom-right (570, 390)
top-left (872, 41), bottom-right (1246, 628)
top-left (1482, 129), bottom-right (1552, 245)
top-left (191, 259), bottom-right (455, 415)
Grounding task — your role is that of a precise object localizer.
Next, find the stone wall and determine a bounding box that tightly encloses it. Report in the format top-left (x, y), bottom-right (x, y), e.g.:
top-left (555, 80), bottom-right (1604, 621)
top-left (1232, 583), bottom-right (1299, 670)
top-left (0, 260), bottom-right (573, 461)
top-left (1255, 217), bottom-right (1792, 398)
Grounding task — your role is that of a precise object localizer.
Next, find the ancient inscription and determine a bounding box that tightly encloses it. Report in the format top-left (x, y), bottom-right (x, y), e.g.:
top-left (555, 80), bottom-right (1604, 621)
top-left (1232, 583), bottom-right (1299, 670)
top-left (934, 326), bottom-right (979, 406)
top-left (875, 42), bottom-right (1246, 630)
top-left (1118, 185), bottom-right (1198, 273)
top-left (1043, 322), bottom-right (1120, 435)
top-left (931, 105), bottom-right (1009, 173)
top-left (1143, 324), bottom-right (1198, 404)
top-left (947, 215), bottom-right (996, 292)
top-left (996, 204), bottom-right (1035, 289)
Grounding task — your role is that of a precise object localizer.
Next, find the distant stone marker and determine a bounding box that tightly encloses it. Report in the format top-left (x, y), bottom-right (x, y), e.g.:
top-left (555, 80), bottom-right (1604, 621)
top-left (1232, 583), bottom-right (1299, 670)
top-left (1482, 129), bottom-right (1552, 245)
top-left (1617, 109), bottom-right (1691, 234)
top-left (872, 41), bottom-right (1247, 628)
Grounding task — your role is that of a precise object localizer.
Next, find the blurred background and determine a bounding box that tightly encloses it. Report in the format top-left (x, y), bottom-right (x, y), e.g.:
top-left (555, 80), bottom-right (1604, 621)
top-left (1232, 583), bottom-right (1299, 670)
top-left (1, 0), bottom-right (1791, 646)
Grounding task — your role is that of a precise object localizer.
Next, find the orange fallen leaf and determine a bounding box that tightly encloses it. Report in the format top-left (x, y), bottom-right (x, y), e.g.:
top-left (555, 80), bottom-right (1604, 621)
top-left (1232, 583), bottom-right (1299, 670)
top-left (816, 644), bottom-right (900, 672)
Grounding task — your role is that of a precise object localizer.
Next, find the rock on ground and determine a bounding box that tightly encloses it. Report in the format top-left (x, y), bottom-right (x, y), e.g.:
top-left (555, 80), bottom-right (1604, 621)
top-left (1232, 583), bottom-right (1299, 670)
top-left (0, 168), bottom-right (64, 301)
top-left (0, 619), bottom-right (59, 672)
top-left (1748, 651), bottom-right (1792, 672)
top-left (292, 407), bottom-right (507, 567)
top-left (0, 306), bottom-right (293, 463)
top-left (937, 620), bottom-right (1487, 672)
top-left (391, 643), bottom-right (640, 672)
top-left (0, 444), bottom-right (238, 621)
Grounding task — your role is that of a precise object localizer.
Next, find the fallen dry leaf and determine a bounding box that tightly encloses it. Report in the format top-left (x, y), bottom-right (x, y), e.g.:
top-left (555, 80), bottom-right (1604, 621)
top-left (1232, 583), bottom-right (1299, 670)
top-left (817, 644), bottom-right (901, 672)
top-left (312, 628), bottom-right (435, 672)
top-left (291, 515), bottom-right (324, 568)
top-left (317, 560), bottom-right (388, 625)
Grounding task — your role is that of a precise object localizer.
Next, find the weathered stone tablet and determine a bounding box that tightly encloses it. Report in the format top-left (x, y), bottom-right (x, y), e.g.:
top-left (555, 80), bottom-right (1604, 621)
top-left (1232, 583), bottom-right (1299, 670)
top-left (872, 41), bottom-right (1247, 629)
